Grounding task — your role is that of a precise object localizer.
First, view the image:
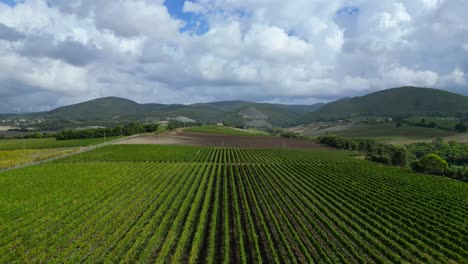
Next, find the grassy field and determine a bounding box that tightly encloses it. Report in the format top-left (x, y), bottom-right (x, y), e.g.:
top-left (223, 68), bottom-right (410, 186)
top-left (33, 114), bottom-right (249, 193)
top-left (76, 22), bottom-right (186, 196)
top-left (1, 145), bottom-right (467, 263)
top-left (0, 136), bottom-right (121, 151)
top-left (0, 148), bottom-right (79, 170)
top-left (405, 116), bottom-right (462, 130)
top-left (184, 125), bottom-right (267, 136)
top-left (332, 123), bottom-right (456, 140)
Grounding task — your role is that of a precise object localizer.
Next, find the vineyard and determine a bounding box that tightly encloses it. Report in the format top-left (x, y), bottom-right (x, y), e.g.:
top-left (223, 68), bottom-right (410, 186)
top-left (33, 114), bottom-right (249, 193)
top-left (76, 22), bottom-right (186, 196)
top-left (0, 136), bottom-right (121, 151)
top-left (1, 145), bottom-right (467, 263)
top-left (0, 148), bottom-right (79, 170)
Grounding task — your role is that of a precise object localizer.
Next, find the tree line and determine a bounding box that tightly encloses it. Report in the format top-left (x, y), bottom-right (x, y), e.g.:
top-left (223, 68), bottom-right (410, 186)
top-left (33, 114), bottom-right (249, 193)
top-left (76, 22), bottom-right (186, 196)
top-left (317, 135), bottom-right (468, 182)
top-left (1, 121), bottom-right (202, 140)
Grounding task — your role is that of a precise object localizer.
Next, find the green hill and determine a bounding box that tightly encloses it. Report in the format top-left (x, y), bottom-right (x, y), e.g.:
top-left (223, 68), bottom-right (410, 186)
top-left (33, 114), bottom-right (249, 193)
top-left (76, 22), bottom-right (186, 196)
top-left (309, 87), bottom-right (468, 120)
top-left (4, 86), bottom-right (467, 130)
top-left (18, 98), bottom-right (323, 129)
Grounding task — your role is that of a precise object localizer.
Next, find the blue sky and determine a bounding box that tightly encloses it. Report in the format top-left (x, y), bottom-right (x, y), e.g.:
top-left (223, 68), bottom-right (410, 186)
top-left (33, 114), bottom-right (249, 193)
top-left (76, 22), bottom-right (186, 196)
top-left (164, 0), bottom-right (208, 34)
top-left (0, 0), bottom-right (16, 6)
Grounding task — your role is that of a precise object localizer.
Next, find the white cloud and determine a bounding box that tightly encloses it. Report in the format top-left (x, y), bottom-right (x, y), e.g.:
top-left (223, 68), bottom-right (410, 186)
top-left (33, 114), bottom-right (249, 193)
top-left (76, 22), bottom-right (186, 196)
top-left (463, 44), bottom-right (468, 52)
top-left (183, 1), bottom-right (207, 13)
top-left (382, 65), bottom-right (439, 87)
top-left (0, 53), bottom-right (89, 94)
top-left (419, 0), bottom-right (443, 10)
top-left (440, 68), bottom-right (467, 85)
top-left (0, 0), bottom-right (467, 112)
top-left (375, 3), bottom-right (411, 31)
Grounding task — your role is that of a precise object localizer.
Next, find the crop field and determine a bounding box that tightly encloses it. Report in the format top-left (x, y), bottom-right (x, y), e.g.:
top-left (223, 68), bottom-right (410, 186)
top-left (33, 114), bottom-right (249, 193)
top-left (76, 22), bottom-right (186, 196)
top-left (0, 136), bottom-right (121, 151)
top-left (1, 145), bottom-right (467, 263)
top-left (184, 125), bottom-right (266, 136)
top-left (405, 116), bottom-right (465, 131)
top-left (118, 131), bottom-right (328, 150)
top-left (0, 148), bottom-right (79, 170)
top-left (333, 123), bottom-right (456, 140)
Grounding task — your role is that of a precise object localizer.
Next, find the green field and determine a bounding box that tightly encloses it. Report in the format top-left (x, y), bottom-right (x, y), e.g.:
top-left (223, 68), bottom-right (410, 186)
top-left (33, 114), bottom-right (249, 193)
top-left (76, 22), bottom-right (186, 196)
top-left (0, 148), bottom-right (79, 170)
top-left (405, 116), bottom-right (462, 130)
top-left (0, 137), bottom-right (121, 150)
top-left (184, 125), bottom-right (266, 136)
top-left (333, 123), bottom-right (456, 140)
top-left (1, 145), bottom-right (467, 263)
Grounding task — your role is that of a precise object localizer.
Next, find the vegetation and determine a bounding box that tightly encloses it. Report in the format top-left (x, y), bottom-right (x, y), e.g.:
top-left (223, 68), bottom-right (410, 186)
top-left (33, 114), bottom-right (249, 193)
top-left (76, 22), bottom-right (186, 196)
top-left (1, 145), bottom-right (467, 262)
top-left (0, 137), bottom-right (121, 151)
top-left (307, 86), bottom-right (468, 121)
top-left (319, 135), bottom-right (468, 182)
top-left (331, 123), bottom-right (456, 139)
top-left (406, 138), bottom-right (468, 166)
top-left (412, 154), bottom-right (449, 176)
top-left (404, 117), bottom-right (468, 132)
top-left (455, 122), bottom-right (467, 132)
top-left (184, 125), bottom-right (266, 136)
top-left (317, 135), bottom-right (412, 167)
top-left (55, 123), bottom-right (159, 140)
top-left (0, 148), bottom-right (79, 170)
top-left (5, 97), bottom-right (323, 130)
top-left (279, 131), bottom-right (303, 139)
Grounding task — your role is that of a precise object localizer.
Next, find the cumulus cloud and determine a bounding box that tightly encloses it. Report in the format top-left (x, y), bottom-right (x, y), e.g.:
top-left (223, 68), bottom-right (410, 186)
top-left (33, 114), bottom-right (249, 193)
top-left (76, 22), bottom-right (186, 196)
top-left (0, 22), bottom-right (24, 41)
top-left (0, 0), bottom-right (466, 113)
top-left (19, 37), bottom-right (99, 66)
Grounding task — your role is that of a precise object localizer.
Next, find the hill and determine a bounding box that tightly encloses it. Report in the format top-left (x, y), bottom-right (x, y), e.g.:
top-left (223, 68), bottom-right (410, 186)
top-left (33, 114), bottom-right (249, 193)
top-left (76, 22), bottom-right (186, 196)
top-left (3, 98), bottom-right (323, 130)
top-left (309, 87), bottom-right (468, 120)
top-left (2, 86), bottom-right (467, 130)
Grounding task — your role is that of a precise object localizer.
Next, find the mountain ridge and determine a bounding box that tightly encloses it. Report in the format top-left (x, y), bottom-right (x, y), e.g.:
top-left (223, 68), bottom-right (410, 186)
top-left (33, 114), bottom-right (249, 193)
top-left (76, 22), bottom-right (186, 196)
top-left (2, 86), bottom-right (467, 129)
top-left (298, 86), bottom-right (468, 123)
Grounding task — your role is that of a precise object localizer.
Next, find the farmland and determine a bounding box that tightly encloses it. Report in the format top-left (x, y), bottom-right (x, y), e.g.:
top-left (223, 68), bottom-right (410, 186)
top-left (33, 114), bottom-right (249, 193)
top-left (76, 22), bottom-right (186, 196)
top-left (0, 136), bottom-right (121, 151)
top-left (118, 131), bottom-right (329, 149)
top-left (0, 148), bottom-right (79, 170)
top-left (331, 123), bottom-right (456, 139)
top-left (184, 125), bottom-right (267, 136)
top-left (1, 145), bottom-right (467, 263)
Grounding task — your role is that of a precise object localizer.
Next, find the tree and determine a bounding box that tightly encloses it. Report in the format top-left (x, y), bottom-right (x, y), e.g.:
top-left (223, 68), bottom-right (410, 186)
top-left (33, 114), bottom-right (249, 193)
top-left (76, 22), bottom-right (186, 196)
top-left (432, 138), bottom-right (445, 150)
top-left (395, 121), bottom-right (402, 128)
top-left (455, 122), bottom-right (467, 132)
top-left (415, 154), bottom-right (449, 175)
top-left (391, 149), bottom-right (409, 167)
top-left (145, 123), bottom-right (159, 133)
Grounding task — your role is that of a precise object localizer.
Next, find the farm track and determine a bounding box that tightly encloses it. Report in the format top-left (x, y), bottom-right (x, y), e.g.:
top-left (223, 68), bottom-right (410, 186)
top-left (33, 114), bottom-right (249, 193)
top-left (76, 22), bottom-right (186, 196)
top-left (1, 146), bottom-right (468, 263)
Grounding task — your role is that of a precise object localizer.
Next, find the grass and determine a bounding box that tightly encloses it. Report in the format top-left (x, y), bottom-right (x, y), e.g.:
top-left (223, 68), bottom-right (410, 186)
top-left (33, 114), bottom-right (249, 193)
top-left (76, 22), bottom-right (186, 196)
top-left (0, 136), bottom-right (122, 151)
top-left (332, 123), bottom-right (456, 140)
top-left (0, 148), bottom-right (80, 170)
top-left (405, 116), bottom-right (462, 130)
top-left (184, 125), bottom-right (267, 136)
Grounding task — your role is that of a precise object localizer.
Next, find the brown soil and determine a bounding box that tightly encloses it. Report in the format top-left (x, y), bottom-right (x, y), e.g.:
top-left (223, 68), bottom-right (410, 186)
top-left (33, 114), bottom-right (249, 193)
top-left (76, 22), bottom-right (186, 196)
top-left (116, 131), bottom-right (331, 150)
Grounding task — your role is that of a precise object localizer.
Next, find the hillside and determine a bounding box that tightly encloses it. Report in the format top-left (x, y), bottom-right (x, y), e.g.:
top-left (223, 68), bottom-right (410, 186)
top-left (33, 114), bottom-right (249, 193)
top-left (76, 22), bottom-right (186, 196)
top-left (4, 98), bottom-right (323, 129)
top-left (309, 87), bottom-right (468, 120)
top-left (3, 87), bottom-right (467, 130)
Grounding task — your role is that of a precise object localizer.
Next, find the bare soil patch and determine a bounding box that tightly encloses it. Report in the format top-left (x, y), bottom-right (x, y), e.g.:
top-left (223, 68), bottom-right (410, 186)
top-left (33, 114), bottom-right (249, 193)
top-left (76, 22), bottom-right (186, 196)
top-left (116, 131), bottom-right (331, 150)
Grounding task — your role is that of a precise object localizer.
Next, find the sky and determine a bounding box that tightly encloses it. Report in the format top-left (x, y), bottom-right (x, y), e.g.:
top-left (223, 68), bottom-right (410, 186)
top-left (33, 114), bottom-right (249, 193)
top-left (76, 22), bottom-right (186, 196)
top-left (0, 0), bottom-right (467, 113)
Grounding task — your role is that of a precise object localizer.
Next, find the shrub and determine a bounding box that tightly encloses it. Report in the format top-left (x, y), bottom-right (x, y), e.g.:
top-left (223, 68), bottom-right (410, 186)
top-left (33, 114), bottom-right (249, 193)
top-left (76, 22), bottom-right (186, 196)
top-left (280, 132), bottom-right (301, 139)
top-left (367, 154), bottom-right (392, 165)
top-left (416, 154), bottom-right (449, 175)
top-left (455, 122), bottom-right (467, 132)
